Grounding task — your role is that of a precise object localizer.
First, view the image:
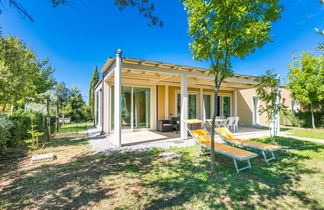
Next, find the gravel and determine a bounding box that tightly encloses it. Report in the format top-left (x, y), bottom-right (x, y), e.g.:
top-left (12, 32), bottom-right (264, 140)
top-left (87, 127), bottom-right (195, 155)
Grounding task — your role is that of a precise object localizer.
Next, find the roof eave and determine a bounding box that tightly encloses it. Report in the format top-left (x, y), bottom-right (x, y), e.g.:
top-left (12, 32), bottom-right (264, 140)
top-left (100, 57), bottom-right (115, 74)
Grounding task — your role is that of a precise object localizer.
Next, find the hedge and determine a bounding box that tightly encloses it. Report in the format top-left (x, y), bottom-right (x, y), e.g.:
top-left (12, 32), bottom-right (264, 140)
top-left (281, 110), bottom-right (324, 128)
top-left (0, 111), bottom-right (56, 154)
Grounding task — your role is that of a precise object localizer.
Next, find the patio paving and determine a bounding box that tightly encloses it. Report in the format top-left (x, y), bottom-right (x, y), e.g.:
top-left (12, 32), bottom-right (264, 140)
top-left (87, 126), bottom-right (272, 154)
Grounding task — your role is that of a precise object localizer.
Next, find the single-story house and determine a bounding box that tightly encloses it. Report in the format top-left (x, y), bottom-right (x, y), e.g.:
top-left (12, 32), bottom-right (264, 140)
top-left (94, 50), bottom-right (294, 147)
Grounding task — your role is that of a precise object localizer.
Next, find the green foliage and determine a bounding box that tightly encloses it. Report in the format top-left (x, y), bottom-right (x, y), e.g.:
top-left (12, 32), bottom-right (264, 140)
top-left (4, 111), bottom-right (55, 149)
top-left (0, 114), bottom-right (14, 153)
top-left (0, 35), bottom-right (55, 110)
top-left (255, 70), bottom-right (284, 123)
top-left (185, 0), bottom-right (283, 73)
top-left (287, 52), bottom-right (324, 128)
top-left (24, 125), bottom-right (44, 154)
top-left (67, 87), bottom-right (88, 122)
top-left (55, 82), bottom-right (70, 108)
top-left (184, 0), bottom-right (283, 172)
top-left (281, 110), bottom-right (324, 128)
top-left (88, 66), bottom-right (99, 120)
top-left (287, 52), bottom-right (324, 105)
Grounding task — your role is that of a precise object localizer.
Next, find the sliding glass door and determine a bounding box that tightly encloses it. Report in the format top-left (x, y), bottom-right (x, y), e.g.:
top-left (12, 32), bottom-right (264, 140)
top-left (133, 87), bottom-right (150, 128)
top-left (111, 86), bottom-right (151, 130)
top-left (203, 94), bottom-right (211, 119)
top-left (222, 96), bottom-right (231, 117)
top-left (176, 93), bottom-right (197, 119)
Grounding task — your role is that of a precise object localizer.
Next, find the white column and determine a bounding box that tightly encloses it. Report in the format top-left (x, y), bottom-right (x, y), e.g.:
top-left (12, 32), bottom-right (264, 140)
top-left (165, 85), bottom-right (169, 120)
top-left (200, 88), bottom-right (204, 120)
top-left (234, 90), bottom-right (238, 117)
top-left (107, 84), bottom-right (111, 133)
top-left (114, 49), bottom-right (122, 147)
top-left (275, 74), bottom-right (280, 135)
top-left (180, 75), bottom-right (188, 139)
top-left (103, 82), bottom-right (109, 133)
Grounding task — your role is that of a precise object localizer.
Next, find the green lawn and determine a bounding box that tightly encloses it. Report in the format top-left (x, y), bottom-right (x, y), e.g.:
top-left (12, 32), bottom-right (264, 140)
top-left (285, 127), bottom-right (324, 139)
top-left (57, 122), bottom-right (92, 133)
top-left (0, 131), bottom-right (323, 209)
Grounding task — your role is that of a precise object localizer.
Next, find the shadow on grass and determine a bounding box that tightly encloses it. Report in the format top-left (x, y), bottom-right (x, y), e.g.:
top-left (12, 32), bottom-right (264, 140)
top-left (0, 136), bottom-right (323, 209)
top-left (0, 148), bottom-right (160, 209)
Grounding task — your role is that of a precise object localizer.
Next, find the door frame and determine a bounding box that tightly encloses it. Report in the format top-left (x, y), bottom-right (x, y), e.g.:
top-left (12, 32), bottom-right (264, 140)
top-left (202, 92), bottom-right (214, 120)
top-left (109, 84), bottom-right (155, 133)
top-left (220, 94), bottom-right (233, 117)
top-left (175, 90), bottom-right (199, 119)
top-left (252, 96), bottom-right (260, 125)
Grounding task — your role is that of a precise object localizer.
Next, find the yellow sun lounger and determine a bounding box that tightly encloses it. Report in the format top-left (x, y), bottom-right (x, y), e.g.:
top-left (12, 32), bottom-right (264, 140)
top-left (184, 120), bottom-right (258, 173)
top-left (215, 127), bottom-right (281, 163)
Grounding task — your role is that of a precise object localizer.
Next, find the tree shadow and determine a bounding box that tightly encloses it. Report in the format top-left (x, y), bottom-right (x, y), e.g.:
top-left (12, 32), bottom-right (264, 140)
top-left (0, 136), bottom-right (323, 209)
top-left (142, 137), bottom-right (323, 209)
top-left (0, 149), bottom-right (160, 209)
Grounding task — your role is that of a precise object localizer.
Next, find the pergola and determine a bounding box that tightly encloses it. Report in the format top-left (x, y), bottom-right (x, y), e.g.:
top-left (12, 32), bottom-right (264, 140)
top-left (100, 50), bottom-right (271, 147)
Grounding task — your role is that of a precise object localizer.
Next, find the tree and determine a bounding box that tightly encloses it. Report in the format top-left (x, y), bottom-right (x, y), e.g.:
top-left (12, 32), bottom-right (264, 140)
top-left (55, 82), bottom-right (70, 125)
top-left (40, 90), bottom-right (57, 141)
top-left (67, 87), bottom-right (87, 122)
top-left (0, 35), bottom-right (55, 112)
top-left (287, 52), bottom-right (324, 129)
top-left (184, 0), bottom-right (283, 173)
top-left (88, 66), bottom-right (99, 125)
top-left (255, 70), bottom-right (284, 137)
top-left (0, 0), bottom-right (162, 27)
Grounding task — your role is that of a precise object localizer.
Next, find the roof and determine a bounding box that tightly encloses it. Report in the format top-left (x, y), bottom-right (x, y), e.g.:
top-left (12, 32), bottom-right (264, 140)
top-left (100, 57), bottom-right (257, 81)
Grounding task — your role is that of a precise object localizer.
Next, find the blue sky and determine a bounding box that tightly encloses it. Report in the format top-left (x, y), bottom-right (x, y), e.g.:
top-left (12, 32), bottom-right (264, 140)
top-left (1, 0), bottom-right (323, 101)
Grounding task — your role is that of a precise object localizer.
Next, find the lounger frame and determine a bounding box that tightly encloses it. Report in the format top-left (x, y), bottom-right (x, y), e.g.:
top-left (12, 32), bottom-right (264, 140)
top-left (213, 126), bottom-right (281, 163)
top-left (187, 128), bottom-right (258, 173)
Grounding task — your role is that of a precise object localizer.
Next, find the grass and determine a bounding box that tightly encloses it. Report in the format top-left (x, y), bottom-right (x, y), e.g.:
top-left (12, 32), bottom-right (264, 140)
top-left (57, 122), bottom-right (92, 133)
top-left (284, 127), bottom-right (324, 139)
top-left (0, 127), bottom-right (324, 209)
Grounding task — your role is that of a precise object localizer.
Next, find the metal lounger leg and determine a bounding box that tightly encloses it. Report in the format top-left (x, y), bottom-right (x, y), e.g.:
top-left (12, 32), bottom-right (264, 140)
top-left (233, 159), bottom-right (252, 173)
top-left (199, 146), bottom-right (210, 157)
top-left (261, 150), bottom-right (276, 163)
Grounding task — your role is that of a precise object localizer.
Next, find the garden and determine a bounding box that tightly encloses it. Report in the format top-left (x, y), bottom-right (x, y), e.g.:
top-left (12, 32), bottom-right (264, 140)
top-left (0, 123), bottom-right (323, 209)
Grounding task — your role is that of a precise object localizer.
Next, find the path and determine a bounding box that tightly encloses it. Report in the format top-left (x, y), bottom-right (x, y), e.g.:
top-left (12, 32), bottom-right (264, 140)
top-left (279, 133), bottom-right (324, 144)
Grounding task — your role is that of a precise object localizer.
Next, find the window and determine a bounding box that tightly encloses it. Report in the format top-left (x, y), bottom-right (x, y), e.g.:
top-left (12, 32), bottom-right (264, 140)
top-left (222, 96), bottom-right (231, 117)
top-left (176, 93), bottom-right (197, 119)
top-left (203, 94), bottom-right (211, 119)
top-left (111, 85), bottom-right (151, 130)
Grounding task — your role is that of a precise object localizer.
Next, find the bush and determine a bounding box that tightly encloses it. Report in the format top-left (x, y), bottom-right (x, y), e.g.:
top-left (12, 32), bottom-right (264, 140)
top-left (0, 111), bottom-right (58, 154)
top-left (281, 110), bottom-right (324, 128)
top-left (6, 111), bottom-right (56, 147)
top-left (0, 115), bottom-right (14, 153)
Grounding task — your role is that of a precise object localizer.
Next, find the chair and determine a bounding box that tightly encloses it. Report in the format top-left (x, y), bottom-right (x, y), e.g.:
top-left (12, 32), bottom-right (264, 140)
top-left (224, 117), bottom-right (234, 131)
top-left (184, 119), bottom-right (258, 173)
top-left (216, 127), bottom-right (281, 163)
top-left (232, 117), bottom-right (239, 132)
top-left (157, 120), bottom-right (173, 132)
top-left (171, 117), bottom-right (180, 133)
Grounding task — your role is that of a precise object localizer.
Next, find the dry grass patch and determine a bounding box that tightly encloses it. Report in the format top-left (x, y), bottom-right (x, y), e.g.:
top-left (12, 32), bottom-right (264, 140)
top-left (0, 126), bottom-right (323, 209)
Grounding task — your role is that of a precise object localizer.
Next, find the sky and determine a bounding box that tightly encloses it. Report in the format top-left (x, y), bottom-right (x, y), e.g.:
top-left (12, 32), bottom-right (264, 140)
top-left (1, 0), bottom-right (323, 101)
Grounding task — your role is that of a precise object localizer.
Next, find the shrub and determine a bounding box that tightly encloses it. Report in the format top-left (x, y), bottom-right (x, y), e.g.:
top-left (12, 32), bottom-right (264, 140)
top-left (6, 111), bottom-right (56, 147)
top-left (0, 115), bottom-right (14, 153)
top-left (281, 110), bottom-right (324, 128)
top-left (24, 125), bottom-right (45, 155)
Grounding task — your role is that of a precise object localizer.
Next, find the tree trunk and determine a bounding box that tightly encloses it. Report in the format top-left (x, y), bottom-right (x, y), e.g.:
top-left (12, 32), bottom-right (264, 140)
top-left (62, 104), bottom-right (65, 126)
top-left (46, 98), bottom-right (51, 141)
top-left (56, 101), bottom-right (59, 132)
top-left (210, 85), bottom-right (219, 174)
top-left (310, 103), bottom-right (316, 129)
top-left (2, 103), bottom-right (6, 112)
